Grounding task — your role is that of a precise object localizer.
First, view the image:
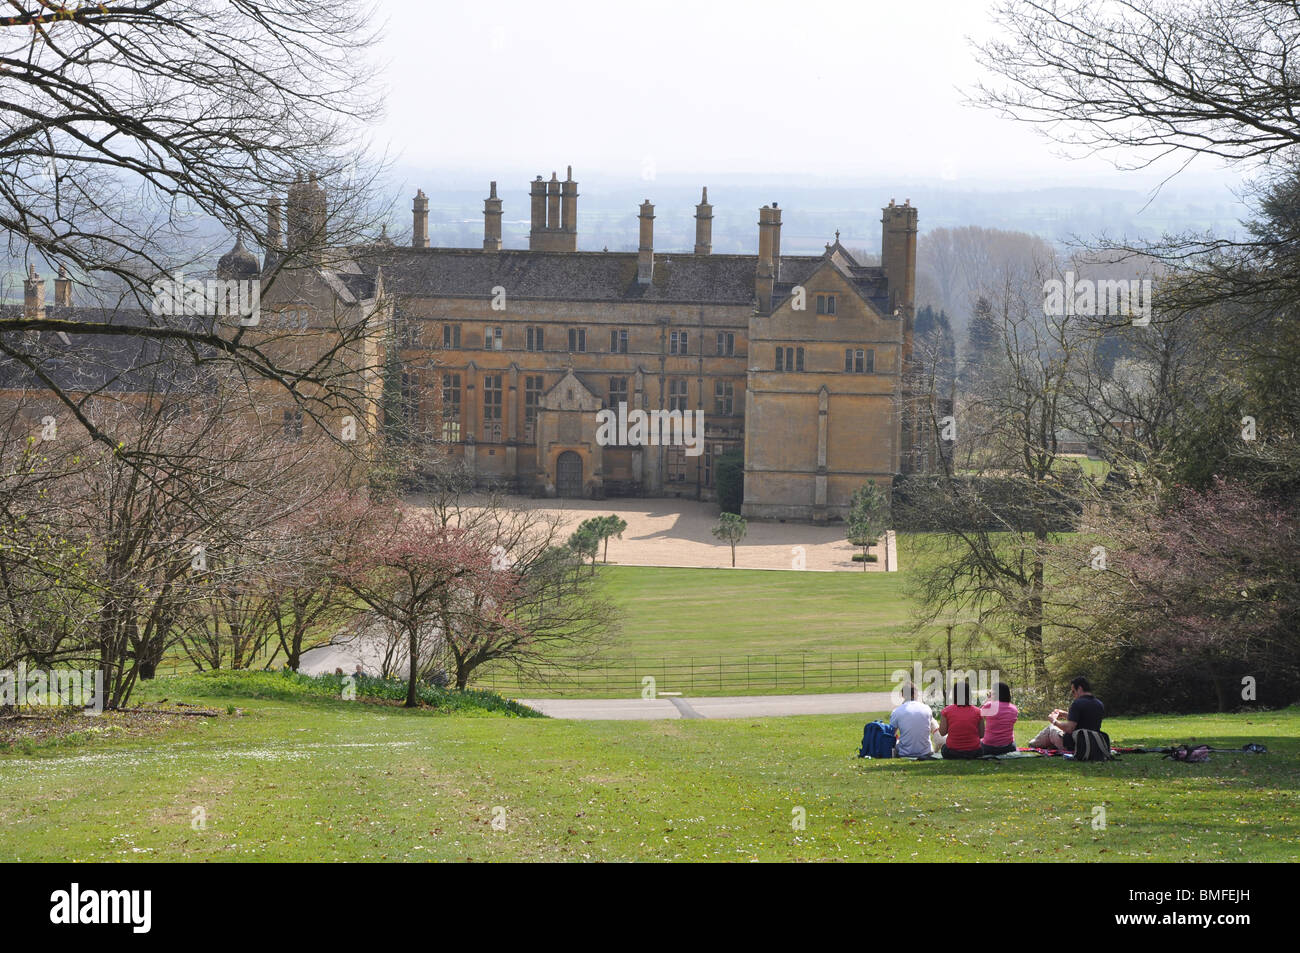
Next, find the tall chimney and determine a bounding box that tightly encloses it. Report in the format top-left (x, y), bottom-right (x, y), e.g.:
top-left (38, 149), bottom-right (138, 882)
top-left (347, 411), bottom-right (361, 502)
top-left (546, 172), bottom-right (561, 234)
top-left (266, 197), bottom-right (283, 251)
top-left (54, 264), bottom-right (72, 307)
top-left (23, 264), bottom-right (45, 319)
top-left (561, 165), bottom-right (578, 249)
top-left (694, 187), bottom-right (713, 255)
top-left (881, 198), bottom-right (918, 315)
top-left (483, 181), bottom-right (502, 252)
top-left (755, 205), bottom-right (776, 312)
top-left (412, 189), bottom-right (429, 249)
top-left (770, 202), bottom-right (782, 282)
top-left (286, 173), bottom-right (327, 262)
top-left (637, 200), bottom-right (655, 285)
top-left (529, 176), bottom-right (546, 249)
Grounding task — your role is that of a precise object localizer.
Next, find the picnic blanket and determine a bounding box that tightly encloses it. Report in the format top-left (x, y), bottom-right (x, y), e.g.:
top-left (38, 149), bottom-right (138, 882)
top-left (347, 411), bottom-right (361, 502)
top-left (886, 743), bottom-right (1267, 761)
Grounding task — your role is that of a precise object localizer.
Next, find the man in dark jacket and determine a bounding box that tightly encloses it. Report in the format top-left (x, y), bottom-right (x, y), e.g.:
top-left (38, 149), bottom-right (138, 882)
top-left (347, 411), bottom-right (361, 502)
top-left (1047, 676), bottom-right (1104, 751)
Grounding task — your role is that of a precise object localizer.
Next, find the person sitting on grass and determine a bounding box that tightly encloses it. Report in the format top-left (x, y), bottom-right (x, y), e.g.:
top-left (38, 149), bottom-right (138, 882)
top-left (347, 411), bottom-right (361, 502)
top-left (890, 681), bottom-right (940, 759)
top-left (939, 679), bottom-right (984, 759)
top-left (1044, 676), bottom-right (1105, 752)
top-left (979, 681), bottom-right (1018, 756)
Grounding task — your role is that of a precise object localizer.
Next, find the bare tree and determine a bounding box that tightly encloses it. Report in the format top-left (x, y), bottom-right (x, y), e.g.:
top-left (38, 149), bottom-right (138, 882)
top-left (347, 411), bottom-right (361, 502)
top-left (1, 1), bottom-right (389, 458)
top-left (906, 253), bottom-right (1096, 686)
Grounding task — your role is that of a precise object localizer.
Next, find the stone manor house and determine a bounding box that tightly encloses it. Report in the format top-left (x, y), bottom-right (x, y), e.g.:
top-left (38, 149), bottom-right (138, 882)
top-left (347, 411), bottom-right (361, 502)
top-left (217, 167), bottom-right (921, 522)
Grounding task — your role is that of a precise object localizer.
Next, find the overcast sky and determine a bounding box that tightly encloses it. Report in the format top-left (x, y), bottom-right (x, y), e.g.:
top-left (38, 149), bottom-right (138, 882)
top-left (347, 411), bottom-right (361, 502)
top-left (372, 0), bottom-right (1243, 193)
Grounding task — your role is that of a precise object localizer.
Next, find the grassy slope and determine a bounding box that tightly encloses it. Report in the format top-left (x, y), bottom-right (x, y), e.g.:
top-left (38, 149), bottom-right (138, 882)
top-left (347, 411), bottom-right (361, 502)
top-left (2, 681), bottom-right (1295, 862)
top-left (595, 565), bottom-right (916, 657)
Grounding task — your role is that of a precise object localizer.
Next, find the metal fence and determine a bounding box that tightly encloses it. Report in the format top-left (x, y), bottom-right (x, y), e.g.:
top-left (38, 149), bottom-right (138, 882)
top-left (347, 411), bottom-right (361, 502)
top-left (479, 652), bottom-right (918, 698)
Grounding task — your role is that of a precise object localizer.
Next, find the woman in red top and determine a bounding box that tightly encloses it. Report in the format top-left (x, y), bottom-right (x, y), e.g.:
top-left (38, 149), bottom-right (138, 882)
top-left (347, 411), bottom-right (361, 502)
top-left (939, 679), bottom-right (984, 759)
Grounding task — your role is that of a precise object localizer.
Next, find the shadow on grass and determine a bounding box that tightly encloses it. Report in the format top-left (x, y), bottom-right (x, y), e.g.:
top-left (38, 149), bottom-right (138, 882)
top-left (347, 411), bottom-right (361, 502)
top-left (139, 670), bottom-right (545, 718)
top-left (856, 738), bottom-right (1295, 788)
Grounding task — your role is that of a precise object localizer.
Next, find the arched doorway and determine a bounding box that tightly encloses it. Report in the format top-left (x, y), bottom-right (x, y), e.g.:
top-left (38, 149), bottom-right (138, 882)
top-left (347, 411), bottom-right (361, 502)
top-left (556, 451), bottom-right (583, 498)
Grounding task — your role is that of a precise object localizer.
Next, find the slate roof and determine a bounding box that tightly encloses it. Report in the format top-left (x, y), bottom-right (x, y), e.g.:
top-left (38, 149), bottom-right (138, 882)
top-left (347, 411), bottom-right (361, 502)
top-left (348, 246), bottom-right (892, 310)
top-left (0, 305), bottom-right (212, 394)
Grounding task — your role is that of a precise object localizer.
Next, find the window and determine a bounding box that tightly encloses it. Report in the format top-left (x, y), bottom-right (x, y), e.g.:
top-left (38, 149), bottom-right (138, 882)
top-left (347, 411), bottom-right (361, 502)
top-left (716, 331), bottom-right (735, 356)
top-left (816, 294), bottom-right (837, 315)
top-left (608, 376), bottom-right (628, 410)
top-left (775, 346), bottom-right (804, 372)
top-left (484, 326), bottom-right (503, 350)
top-left (714, 380), bottom-right (734, 416)
top-left (524, 375), bottom-right (543, 442)
top-left (668, 378), bottom-right (688, 412)
top-left (443, 324), bottom-right (461, 349)
top-left (442, 373), bottom-right (461, 442)
top-left (526, 326), bottom-right (544, 351)
top-left (568, 327), bottom-right (586, 352)
top-left (704, 443), bottom-right (726, 487)
top-left (845, 348), bottom-right (875, 373)
top-left (483, 373), bottom-right (502, 441)
top-left (670, 330), bottom-right (689, 355)
top-left (401, 321), bottom-right (421, 349)
top-left (610, 328), bottom-right (628, 353)
top-left (282, 408), bottom-right (303, 439)
top-left (400, 371), bottom-right (420, 433)
top-left (667, 446), bottom-right (686, 482)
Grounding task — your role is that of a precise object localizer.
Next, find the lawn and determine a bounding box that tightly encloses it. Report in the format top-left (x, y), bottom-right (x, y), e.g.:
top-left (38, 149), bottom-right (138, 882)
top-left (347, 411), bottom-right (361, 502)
top-left (474, 561), bottom-right (929, 696)
top-left (1, 674), bottom-right (1294, 862)
top-left (596, 564), bottom-right (916, 657)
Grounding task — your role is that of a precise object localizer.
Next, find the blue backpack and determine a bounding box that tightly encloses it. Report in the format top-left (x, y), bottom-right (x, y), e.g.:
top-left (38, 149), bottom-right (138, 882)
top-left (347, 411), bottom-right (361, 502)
top-left (858, 720), bottom-right (896, 759)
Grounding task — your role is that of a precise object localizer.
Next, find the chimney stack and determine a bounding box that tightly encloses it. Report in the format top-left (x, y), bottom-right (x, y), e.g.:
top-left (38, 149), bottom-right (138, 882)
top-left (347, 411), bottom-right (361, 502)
top-left (882, 198), bottom-right (919, 368)
top-left (881, 198), bottom-right (918, 315)
top-left (529, 176), bottom-right (546, 247)
top-left (694, 187), bottom-right (713, 255)
top-left (412, 189), bottom-right (429, 249)
top-left (771, 202), bottom-right (782, 282)
top-left (54, 264), bottom-right (72, 307)
top-left (23, 264), bottom-right (45, 319)
top-left (561, 165), bottom-right (578, 242)
top-left (264, 196), bottom-right (283, 272)
top-left (287, 173), bottom-right (327, 262)
top-left (755, 205), bottom-right (777, 312)
top-left (637, 200), bottom-right (655, 285)
top-left (266, 197), bottom-right (283, 251)
top-left (546, 172), bottom-right (561, 235)
top-left (483, 181), bottom-right (502, 252)
top-left (530, 167), bottom-right (579, 251)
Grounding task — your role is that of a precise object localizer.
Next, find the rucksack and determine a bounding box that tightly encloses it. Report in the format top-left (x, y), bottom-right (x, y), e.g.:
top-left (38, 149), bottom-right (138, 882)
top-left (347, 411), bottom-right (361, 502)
top-left (1167, 744), bottom-right (1210, 763)
top-left (1072, 729), bottom-right (1114, 761)
top-left (858, 720), bottom-right (897, 759)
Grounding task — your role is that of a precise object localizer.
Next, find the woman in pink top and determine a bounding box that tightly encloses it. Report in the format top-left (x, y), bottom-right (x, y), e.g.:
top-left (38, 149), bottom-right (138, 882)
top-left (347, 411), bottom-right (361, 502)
top-left (939, 679), bottom-right (984, 759)
top-left (979, 681), bottom-right (1019, 756)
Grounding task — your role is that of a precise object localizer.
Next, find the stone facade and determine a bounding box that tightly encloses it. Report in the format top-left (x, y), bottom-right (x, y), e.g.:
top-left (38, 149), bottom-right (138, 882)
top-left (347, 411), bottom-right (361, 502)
top-left (328, 168), bottom-right (916, 521)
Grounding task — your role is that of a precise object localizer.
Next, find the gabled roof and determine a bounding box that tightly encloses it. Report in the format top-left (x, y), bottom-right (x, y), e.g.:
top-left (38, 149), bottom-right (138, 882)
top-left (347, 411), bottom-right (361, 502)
top-left (540, 368), bottom-right (602, 411)
top-left (770, 257), bottom-right (892, 315)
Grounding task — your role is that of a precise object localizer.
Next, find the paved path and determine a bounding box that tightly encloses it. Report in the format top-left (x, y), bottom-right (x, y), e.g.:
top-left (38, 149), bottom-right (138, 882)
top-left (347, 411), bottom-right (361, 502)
top-left (406, 494), bottom-right (894, 572)
top-left (515, 691), bottom-right (895, 720)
